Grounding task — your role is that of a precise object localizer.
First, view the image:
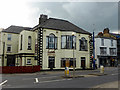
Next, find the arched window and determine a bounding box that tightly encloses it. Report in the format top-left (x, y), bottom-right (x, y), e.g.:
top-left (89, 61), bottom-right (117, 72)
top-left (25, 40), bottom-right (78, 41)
top-left (79, 37), bottom-right (88, 51)
top-left (46, 34), bottom-right (57, 49)
top-left (28, 36), bottom-right (32, 50)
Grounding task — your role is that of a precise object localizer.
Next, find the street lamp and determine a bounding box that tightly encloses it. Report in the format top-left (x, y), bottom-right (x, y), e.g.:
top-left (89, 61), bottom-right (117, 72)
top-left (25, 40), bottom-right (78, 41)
top-left (72, 32), bottom-right (75, 78)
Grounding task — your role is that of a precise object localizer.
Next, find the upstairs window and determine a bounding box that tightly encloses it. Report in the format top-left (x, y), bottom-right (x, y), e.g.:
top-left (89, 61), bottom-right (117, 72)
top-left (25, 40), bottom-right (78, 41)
top-left (101, 38), bottom-right (104, 46)
top-left (28, 36), bottom-right (32, 50)
top-left (7, 34), bottom-right (12, 41)
top-left (61, 35), bottom-right (76, 49)
top-left (46, 34), bottom-right (57, 49)
top-left (79, 37), bottom-right (88, 51)
top-left (7, 45), bottom-right (12, 52)
top-left (111, 40), bottom-right (113, 46)
top-left (100, 47), bottom-right (107, 55)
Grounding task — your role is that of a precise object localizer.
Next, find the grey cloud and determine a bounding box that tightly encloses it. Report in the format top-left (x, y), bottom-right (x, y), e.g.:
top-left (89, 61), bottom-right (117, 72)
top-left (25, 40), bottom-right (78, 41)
top-left (29, 2), bottom-right (118, 34)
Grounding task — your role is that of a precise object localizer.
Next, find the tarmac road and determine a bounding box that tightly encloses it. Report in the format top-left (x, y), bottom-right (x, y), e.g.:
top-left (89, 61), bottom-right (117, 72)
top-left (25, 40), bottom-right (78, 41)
top-left (1, 67), bottom-right (119, 89)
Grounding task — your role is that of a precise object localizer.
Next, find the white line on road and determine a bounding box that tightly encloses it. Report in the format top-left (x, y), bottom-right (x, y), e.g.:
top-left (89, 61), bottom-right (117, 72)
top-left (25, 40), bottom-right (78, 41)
top-left (36, 79), bottom-right (72, 84)
top-left (35, 78), bottom-right (39, 83)
top-left (0, 80), bottom-right (8, 86)
top-left (111, 73), bottom-right (118, 75)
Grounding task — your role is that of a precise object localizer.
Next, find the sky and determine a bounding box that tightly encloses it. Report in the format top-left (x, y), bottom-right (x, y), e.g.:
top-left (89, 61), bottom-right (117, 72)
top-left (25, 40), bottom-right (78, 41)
top-left (0, 0), bottom-right (119, 34)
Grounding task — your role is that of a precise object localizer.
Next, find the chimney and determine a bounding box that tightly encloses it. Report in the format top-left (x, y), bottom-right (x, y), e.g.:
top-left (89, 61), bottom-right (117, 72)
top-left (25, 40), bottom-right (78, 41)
top-left (39, 14), bottom-right (48, 24)
top-left (103, 28), bottom-right (109, 34)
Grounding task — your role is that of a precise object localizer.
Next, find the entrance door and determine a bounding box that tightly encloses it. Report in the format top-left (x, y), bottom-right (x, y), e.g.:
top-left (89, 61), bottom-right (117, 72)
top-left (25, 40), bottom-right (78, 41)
top-left (81, 57), bottom-right (86, 69)
top-left (7, 55), bottom-right (15, 66)
top-left (48, 56), bottom-right (55, 70)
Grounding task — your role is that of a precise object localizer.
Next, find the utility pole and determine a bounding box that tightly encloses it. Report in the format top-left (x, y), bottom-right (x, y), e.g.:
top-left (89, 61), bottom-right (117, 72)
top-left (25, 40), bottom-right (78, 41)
top-left (93, 24), bottom-right (95, 70)
top-left (72, 32), bottom-right (75, 78)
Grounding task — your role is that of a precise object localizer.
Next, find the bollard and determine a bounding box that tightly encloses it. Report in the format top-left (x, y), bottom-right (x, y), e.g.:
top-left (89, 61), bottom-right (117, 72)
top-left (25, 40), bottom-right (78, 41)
top-left (100, 65), bottom-right (104, 74)
top-left (65, 67), bottom-right (69, 77)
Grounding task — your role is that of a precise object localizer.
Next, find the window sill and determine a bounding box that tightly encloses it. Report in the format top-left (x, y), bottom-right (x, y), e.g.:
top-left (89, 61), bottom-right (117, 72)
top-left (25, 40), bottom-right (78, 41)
top-left (26, 64), bottom-right (32, 65)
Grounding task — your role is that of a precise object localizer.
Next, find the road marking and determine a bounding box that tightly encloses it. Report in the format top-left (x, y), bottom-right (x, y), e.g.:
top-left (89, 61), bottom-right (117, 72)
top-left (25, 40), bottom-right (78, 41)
top-left (37, 79), bottom-right (72, 84)
top-left (111, 73), bottom-right (118, 75)
top-left (35, 78), bottom-right (39, 83)
top-left (40, 76), bottom-right (58, 79)
top-left (0, 80), bottom-right (8, 86)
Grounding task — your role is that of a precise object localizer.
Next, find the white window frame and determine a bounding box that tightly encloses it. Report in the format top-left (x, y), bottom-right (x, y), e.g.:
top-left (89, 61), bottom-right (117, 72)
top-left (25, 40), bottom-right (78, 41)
top-left (27, 59), bottom-right (32, 65)
top-left (7, 44), bottom-right (12, 52)
top-left (7, 34), bottom-right (12, 41)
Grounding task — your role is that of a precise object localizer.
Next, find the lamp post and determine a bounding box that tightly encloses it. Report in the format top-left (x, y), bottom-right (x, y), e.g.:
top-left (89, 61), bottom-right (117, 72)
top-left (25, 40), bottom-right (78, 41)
top-left (72, 32), bottom-right (75, 78)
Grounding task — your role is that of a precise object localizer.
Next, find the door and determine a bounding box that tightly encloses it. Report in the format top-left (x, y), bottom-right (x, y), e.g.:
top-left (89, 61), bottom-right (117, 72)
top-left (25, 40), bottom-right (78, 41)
top-left (81, 57), bottom-right (86, 69)
top-left (7, 55), bottom-right (15, 66)
top-left (48, 56), bottom-right (55, 70)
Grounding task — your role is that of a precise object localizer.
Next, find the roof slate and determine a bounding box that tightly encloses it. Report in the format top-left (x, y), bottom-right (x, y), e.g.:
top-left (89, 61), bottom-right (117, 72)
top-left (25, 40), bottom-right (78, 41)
top-left (35, 18), bottom-right (92, 35)
top-left (2, 25), bottom-right (32, 34)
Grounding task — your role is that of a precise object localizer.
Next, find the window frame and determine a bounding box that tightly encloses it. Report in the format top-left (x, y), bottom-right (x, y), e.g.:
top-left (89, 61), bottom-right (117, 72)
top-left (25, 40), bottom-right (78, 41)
top-left (7, 34), bottom-right (12, 41)
top-left (27, 59), bottom-right (32, 65)
top-left (61, 35), bottom-right (76, 49)
top-left (7, 44), bottom-right (12, 52)
top-left (46, 34), bottom-right (57, 49)
top-left (79, 37), bottom-right (88, 51)
top-left (28, 36), bottom-right (32, 50)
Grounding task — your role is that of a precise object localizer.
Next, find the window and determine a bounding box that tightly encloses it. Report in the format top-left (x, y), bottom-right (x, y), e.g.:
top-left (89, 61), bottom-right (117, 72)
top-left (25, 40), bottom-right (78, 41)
top-left (61, 35), bottom-right (76, 49)
top-left (7, 45), bottom-right (12, 52)
top-left (79, 37), bottom-right (88, 51)
top-left (20, 35), bottom-right (23, 50)
top-left (46, 34), bottom-right (57, 49)
top-left (61, 58), bottom-right (76, 67)
top-left (7, 34), bottom-right (12, 41)
top-left (27, 59), bottom-right (31, 64)
top-left (101, 39), bottom-right (104, 46)
top-left (28, 36), bottom-right (32, 50)
top-left (100, 47), bottom-right (107, 55)
top-left (111, 40), bottom-right (113, 46)
top-left (109, 48), bottom-right (116, 55)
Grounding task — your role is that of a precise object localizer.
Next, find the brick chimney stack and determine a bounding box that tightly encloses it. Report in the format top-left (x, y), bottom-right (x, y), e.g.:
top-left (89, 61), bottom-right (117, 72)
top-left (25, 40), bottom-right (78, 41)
top-left (39, 14), bottom-right (48, 24)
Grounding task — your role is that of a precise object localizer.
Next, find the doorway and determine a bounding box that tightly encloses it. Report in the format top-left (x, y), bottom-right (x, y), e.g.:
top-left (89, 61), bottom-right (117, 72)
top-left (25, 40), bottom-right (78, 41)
top-left (81, 57), bottom-right (86, 69)
top-left (7, 55), bottom-right (15, 66)
top-left (48, 56), bottom-right (55, 70)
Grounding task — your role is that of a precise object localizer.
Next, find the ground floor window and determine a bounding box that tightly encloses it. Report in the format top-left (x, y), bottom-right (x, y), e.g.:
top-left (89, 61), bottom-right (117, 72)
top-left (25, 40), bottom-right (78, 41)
top-left (27, 59), bottom-right (32, 65)
top-left (61, 58), bottom-right (76, 67)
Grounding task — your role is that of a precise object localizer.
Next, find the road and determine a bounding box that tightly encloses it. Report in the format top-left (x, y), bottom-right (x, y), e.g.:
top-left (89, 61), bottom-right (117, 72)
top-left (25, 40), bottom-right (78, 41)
top-left (0, 67), bottom-right (119, 89)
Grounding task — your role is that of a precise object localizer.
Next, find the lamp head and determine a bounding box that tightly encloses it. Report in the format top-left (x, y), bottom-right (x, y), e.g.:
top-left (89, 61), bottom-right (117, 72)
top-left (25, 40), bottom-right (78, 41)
top-left (72, 32), bottom-right (75, 36)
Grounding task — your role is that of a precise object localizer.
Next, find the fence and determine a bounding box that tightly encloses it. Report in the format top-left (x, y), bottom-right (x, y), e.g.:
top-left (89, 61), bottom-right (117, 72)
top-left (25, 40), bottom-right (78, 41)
top-left (0, 66), bottom-right (41, 74)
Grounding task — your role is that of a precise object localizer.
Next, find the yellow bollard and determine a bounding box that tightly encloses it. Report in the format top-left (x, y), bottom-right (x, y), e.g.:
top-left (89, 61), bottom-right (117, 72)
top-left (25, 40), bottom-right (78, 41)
top-left (100, 65), bottom-right (104, 74)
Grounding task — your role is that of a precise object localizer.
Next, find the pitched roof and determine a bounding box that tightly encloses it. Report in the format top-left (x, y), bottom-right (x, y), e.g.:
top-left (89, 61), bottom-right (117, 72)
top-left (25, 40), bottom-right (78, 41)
top-left (34, 18), bottom-right (92, 35)
top-left (2, 25), bottom-right (32, 34)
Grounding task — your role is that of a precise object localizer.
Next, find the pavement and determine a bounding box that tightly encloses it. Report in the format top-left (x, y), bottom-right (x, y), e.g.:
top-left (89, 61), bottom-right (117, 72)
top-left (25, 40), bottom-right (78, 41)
top-left (94, 81), bottom-right (118, 88)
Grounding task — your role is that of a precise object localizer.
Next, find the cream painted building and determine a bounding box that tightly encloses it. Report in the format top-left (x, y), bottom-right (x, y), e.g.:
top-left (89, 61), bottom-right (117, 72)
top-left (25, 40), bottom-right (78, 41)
top-left (0, 25), bottom-right (35, 66)
top-left (0, 15), bottom-right (93, 70)
top-left (33, 14), bottom-right (92, 70)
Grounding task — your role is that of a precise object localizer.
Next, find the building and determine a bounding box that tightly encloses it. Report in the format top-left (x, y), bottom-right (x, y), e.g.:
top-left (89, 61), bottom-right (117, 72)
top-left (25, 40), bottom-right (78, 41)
top-left (0, 28), bottom-right (4, 66)
top-left (110, 33), bottom-right (120, 64)
top-left (0, 25), bottom-right (37, 66)
top-left (33, 14), bottom-right (92, 70)
top-left (95, 28), bottom-right (117, 67)
top-left (0, 14), bottom-right (93, 70)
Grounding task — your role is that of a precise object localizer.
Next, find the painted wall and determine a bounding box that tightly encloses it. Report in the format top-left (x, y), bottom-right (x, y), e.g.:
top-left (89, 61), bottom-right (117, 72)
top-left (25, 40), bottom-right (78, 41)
top-left (18, 30), bottom-right (36, 54)
top-left (42, 28), bottom-right (91, 69)
top-left (0, 32), bottom-right (19, 66)
top-left (95, 37), bottom-right (117, 67)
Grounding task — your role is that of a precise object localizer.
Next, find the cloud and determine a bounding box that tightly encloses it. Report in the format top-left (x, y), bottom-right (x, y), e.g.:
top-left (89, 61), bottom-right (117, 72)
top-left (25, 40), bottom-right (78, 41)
top-left (0, 1), bottom-right (118, 35)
